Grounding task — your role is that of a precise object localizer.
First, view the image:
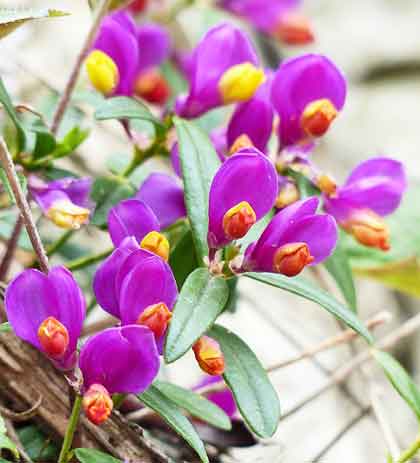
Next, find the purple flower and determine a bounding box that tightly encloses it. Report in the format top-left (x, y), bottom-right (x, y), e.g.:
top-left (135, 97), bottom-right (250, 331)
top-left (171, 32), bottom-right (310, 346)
top-left (88, 11), bottom-right (139, 96)
top-left (175, 23), bottom-right (265, 118)
top-left (93, 241), bottom-right (178, 350)
top-left (79, 325), bottom-right (159, 395)
top-left (5, 266), bottom-right (85, 370)
top-left (271, 54), bottom-right (347, 147)
top-left (208, 147), bottom-right (278, 249)
top-left (29, 176), bottom-right (92, 229)
top-left (219, 0), bottom-right (314, 45)
top-left (227, 75), bottom-right (274, 154)
top-left (193, 376), bottom-right (236, 418)
top-left (243, 197), bottom-right (337, 276)
top-left (136, 173), bottom-right (186, 229)
top-left (324, 157), bottom-right (406, 250)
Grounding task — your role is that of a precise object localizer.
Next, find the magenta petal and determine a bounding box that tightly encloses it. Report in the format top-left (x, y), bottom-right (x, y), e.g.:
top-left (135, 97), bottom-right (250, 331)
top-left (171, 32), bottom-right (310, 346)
top-left (5, 266), bottom-right (85, 370)
top-left (108, 199), bottom-right (160, 247)
top-left (272, 54), bottom-right (347, 147)
top-left (93, 237), bottom-right (138, 318)
top-left (175, 23), bottom-right (259, 118)
top-left (136, 174), bottom-right (186, 229)
top-left (208, 148), bottom-right (278, 248)
top-left (79, 325), bottom-right (159, 394)
top-left (137, 23), bottom-right (171, 73)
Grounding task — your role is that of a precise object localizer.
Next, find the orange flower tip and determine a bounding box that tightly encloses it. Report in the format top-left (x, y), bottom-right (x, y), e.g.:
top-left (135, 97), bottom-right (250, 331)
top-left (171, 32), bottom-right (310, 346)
top-left (83, 384), bottom-right (113, 426)
top-left (137, 302), bottom-right (172, 338)
top-left (301, 98), bottom-right (338, 138)
top-left (274, 12), bottom-right (315, 45)
top-left (229, 134), bottom-right (254, 155)
top-left (273, 242), bottom-right (314, 277)
top-left (134, 69), bottom-right (170, 105)
top-left (346, 211), bottom-right (390, 251)
top-left (317, 174), bottom-right (337, 196)
top-left (223, 201), bottom-right (256, 240)
top-left (38, 316), bottom-right (69, 359)
top-left (47, 200), bottom-right (90, 230)
top-left (140, 231), bottom-right (170, 261)
top-left (193, 336), bottom-right (225, 376)
top-left (275, 183), bottom-right (300, 209)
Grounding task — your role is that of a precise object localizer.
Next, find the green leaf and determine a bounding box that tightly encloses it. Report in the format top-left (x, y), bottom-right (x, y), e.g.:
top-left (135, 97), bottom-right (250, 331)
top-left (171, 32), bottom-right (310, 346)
top-left (169, 227), bottom-right (199, 289)
top-left (0, 77), bottom-right (27, 151)
top-left (0, 7), bottom-right (68, 39)
top-left (286, 170), bottom-right (320, 199)
top-left (75, 448), bottom-right (121, 463)
top-left (18, 424), bottom-right (59, 461)
top-left (165, 268), bottom-right (229, 363)
top-left (174, 117), bottom-right (220, 263)
top-left (0, 167), bottom-right (27, 205)
top-left (50, 126), bottom-right (89, 160)
top-left (373, 350), bottom-right (420, 420)
top-left (0, 415), bottom-right (19, 459)
top-left (208, 324), bottom-right (280, 438)
top-left (245, 272), bottom-right (373, 344)
top-left (0, 323), bottom-right (11, 333)
top-left (153, 381), bottom-right (231, 430)
top-left (94, 96), bottom-right (164, 131)
top-left (324, 234), bottom-right (357, 312)
top-left (90, 175), bottom-right (135, 227)
top-left (30, 119), bottom-right (56, 160)
top-left (138, 385), bottom-right (209, 463)
top-left (237, 208), bottom-right (274, 250)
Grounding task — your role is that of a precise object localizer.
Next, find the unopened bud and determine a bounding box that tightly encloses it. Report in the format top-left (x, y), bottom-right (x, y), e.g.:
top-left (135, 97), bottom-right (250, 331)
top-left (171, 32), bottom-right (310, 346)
top-left (229, 134), bottom-right (254, 155)
top-left (38, 316), bottom-right (69, 359)
top-left (134, 69), bottom-right (170, 105)
top-left (85, 50), bottom-right (119, 96)
top-left (301, 98), bottom-right (338, 138)
top-left (275, 182), bottom-right (299, 209)
top-left (219, 63), bottom-right (265, 104)
top-left (47, 200), bottom-right (89, 230)
top-left (223, 201), bottom-right (256, 240)
top-left (317, 174), bottom-right (337, 196)
top-left (193, 336), bottom-right (225, 376)
top-left (140, 231), bottom-right (170, 261)
top-left (273, 242), bottom-right (314, 276)
top-left (83, 384), bottom-right (113, 426)
top-left (274, 12), bottom-right (315, 45)
top-left (345, 210), bottom-right (390, 251)
top-left (137, 302), bottom-right (172, 338)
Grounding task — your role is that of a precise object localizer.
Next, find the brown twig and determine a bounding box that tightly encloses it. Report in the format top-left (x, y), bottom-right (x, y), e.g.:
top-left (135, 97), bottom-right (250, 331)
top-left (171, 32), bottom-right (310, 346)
top-left (0, 215), bottom-right (23, 281)
top-left (0, 395), bottom-right (42, 422)
top-left (4, 418), bottom-right (33, 463)
top-left (50, 0), bottom-right (112, 135)
top-left (0, 139), bottom-right (49, 273)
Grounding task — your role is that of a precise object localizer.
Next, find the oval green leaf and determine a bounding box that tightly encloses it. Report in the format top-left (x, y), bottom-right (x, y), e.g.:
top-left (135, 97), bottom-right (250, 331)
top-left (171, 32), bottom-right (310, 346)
top-left (174, 117), bottom-right (220, 263)
top-left (169, 227), bottom-right (199, 289)
top-left (245, 272), bottom-right (373, 344)
top-left (373, 350), bottom-right (420, 421)
top-left (208, 324), bottom-right (280, 438)
top-left (165, 268), bottom-right (229, 363)
top-left (75, 448), bottom-right (121, 463)
top-left (154, 381), bottom-right (231, 430)
top-left (138, 385), bottom-right (209, 463)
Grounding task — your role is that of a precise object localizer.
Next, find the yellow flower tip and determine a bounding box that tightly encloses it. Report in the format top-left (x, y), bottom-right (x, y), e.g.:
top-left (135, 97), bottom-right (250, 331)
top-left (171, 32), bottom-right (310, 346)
top-left (85, 50), bottom-right (119, 96)
top-left (140, 231), bottom-right (170, 261)
top-left (228, 134), bottom-right (254, 156)
top-left (218, 62), bottom-right (265, 104)
top-left (222, 201), bottom-right (256, 240)
top-left (47, 200), bottom-right (90, 230)
top-left (301, 98), bottom-right (338, 138)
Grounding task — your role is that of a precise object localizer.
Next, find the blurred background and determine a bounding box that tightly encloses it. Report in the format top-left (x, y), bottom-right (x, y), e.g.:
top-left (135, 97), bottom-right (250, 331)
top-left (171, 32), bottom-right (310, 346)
top-left (1, 0), bottom-right (420, 461)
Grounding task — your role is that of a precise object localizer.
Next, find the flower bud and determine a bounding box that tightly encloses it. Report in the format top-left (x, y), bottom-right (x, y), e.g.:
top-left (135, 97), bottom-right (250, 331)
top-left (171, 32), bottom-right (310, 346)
top-left (275, 181), bottom-right (299, 209)
top-left (83, 384), bottom-right (113, 426)
top-left (85, 50), bottom-right (119, 96)
top-left (134, 69), bottom-right (170, 105)
top-left (140, 231), bottom-right (170, 261)
top-left (301, 98), bottom-right (338, 138)
top-left (274, 12), bottom-right (314, 45)
top-left (223, 201), bottom-right (256, 240)
top-left (345, 210), bottom-right (390, 251)
top-left (229, 134), bottom-right (254, 156)
top-left (273, 242), bottom-right (314, 276)
top-left (193, 336), bottom-right (225, 376)
top-left (219, 63), bottom-right (265, 104)
top-left (129, 0), bottom-right (148, 13)
top-left (137, 302), bottom-right (172, 338)
top-left (37, 316), bottom-right (69, 359)
top-left (317, 174), bottom-right (337, 196)
top-left (47, 200), bottom-right (90, 230)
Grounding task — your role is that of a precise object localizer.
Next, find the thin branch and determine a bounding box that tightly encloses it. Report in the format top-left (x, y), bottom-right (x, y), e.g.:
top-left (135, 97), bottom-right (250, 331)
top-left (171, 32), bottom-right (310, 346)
top-left (0, 215), bottom-right (23, 281)
top-left (0, 395), bottom-right (42, 422)
top-left (0, 139), bottom-right (49, 273)
top-left (266, 311), bottom-right (391, 372)
top-left (4, 418), bottom-right (33, 463)
top-left (50, 0), bottom-right (112, 135)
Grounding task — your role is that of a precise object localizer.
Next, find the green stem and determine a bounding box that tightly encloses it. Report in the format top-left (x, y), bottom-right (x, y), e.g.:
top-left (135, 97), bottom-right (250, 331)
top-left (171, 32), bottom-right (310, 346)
top-left (57, 394), bottom-right (83, 463)
top-left (397, 436), bottom-right (420, 463)
top-left (66, 248), bottom-right (112, 271)
top-left (47, 230), bottom-right (74, 257)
